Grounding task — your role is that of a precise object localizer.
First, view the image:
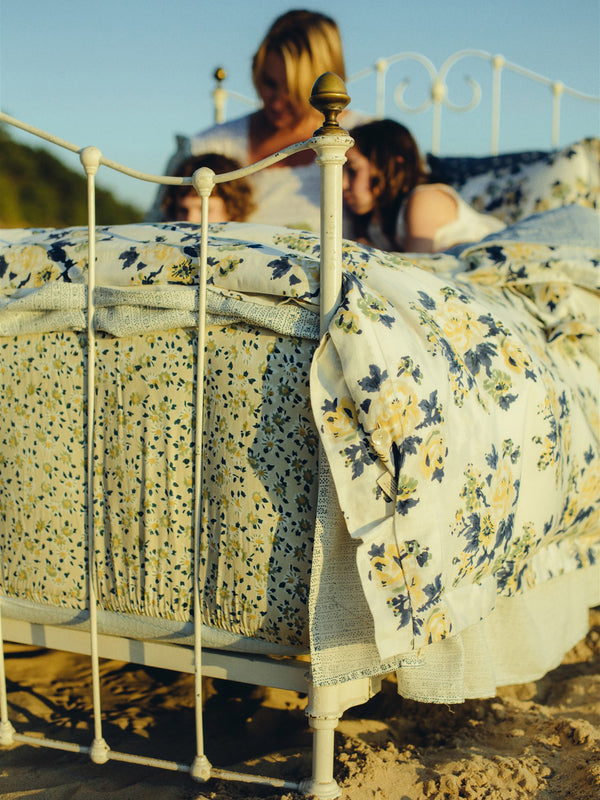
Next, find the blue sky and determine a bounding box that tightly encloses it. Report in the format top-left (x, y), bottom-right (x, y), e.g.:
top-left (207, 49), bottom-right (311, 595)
top-left (1, 0), bottom-right (598, 211)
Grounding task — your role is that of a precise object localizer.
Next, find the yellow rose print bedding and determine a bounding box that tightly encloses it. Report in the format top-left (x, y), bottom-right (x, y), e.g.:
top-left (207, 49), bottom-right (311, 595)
top-left (0, 206), bottom-right (598, 669)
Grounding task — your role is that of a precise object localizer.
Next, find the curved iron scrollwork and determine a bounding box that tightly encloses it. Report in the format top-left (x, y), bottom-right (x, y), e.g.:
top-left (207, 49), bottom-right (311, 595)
top-left (348, 49), bottom-right (599, 154)
top-left (212, 51), bottom-right (600, 154)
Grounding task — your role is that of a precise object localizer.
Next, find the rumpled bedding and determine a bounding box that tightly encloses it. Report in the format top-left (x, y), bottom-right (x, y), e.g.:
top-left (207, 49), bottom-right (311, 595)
top-left (0, 206), bottom-right (598, 663)
top-left (313, 206), bottom-right (600, 659)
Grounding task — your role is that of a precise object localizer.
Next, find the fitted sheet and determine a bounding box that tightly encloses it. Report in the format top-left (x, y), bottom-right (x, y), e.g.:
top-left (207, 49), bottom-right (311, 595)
top-left (0, 319), bottom-right (319, 648)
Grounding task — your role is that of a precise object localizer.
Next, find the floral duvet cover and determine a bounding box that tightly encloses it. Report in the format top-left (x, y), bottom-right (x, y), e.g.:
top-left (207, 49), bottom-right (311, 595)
top-left (0, 205), bottom-right (598, 660)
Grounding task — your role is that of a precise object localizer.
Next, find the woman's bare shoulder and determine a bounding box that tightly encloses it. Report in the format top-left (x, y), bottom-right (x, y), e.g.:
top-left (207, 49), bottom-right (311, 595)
top-left (405, 184), bottom-right (457, 222)
top-left (402, 184), bottom-right (458, 252)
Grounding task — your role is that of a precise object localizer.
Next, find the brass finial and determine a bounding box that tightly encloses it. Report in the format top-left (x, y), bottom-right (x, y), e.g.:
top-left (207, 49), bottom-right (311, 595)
top-left (213, 67), bottom-right (227, 83)
top-left (309, 72), bottom-right (350, 135)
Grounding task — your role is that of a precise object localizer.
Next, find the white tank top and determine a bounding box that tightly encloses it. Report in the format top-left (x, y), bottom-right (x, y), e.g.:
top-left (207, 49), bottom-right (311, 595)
top-left (368, 183), bottom-right (505, 252)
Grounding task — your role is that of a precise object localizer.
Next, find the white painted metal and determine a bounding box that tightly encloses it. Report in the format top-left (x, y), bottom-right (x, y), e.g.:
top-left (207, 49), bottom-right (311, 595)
top-left (0, 56), bottom-right (597, 794)
top-left (311, 132), bottom-right (354, 336)
top-left (0, 603), bottom-right (16, 747)
top-left (213, 50), bottom-right (600, 155)
top-left (2, 616), bottom-right (376, 794)
top-left (300, 679), bottom-right (380, 799)
top-left (190, 164), bottom-right (215, 783)
top-left (306, 126), bottom-right (356, 797)
top-left (212, 67), bottom-right (259, 124)
top-left (212, 68), bottom-right (228, 124)
top-left (79, 144), bottom-right (111, 769)
top-left (354, 49), bottom-right (600, 153)
top-left (2, 619), bottom-right (312, 689)
top-left (0, 110), bottom-right (223, 190)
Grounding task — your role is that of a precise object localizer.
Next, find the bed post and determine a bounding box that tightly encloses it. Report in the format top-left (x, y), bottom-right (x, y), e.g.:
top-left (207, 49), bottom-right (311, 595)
top-left (0, 607), bottom-right (16, 746)
top-left (308, 73), bottom-right (353, 337)
top-left (301, 73), bottom-right (354, 800)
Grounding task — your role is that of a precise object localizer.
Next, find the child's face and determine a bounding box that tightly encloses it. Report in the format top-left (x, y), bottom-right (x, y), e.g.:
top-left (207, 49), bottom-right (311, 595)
top-left (175, 192), bottom-right (228, 223)
top-left (343, 147), bottom-right (376, 215)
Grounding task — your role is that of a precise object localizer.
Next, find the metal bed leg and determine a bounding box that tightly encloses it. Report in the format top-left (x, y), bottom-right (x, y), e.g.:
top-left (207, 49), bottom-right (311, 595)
top-left (300, 676), bottom-right (379, 799)
top-left (0, 610), bottom-right (16, 747)
top-left (299, 684), bottom-right (343, 799)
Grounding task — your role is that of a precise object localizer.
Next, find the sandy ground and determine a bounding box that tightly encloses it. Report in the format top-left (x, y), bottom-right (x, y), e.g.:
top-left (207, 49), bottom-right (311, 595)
top-left (1, 608), bottom-right (599, 800)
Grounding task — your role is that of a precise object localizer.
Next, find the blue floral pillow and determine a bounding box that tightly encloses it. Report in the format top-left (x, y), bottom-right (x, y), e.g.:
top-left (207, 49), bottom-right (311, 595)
top-left (429, 138), bottom-right (600, 226)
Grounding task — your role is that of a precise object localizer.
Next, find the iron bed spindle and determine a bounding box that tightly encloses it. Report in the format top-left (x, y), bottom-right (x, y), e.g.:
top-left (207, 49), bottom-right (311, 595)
top-left (190, 162), bottom-right (214, 782)
top-left (79, 144), bottom-right (111, 766)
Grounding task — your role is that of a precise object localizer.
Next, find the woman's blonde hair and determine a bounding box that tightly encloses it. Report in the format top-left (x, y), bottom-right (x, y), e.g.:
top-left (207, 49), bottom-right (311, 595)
top-left (252, 10), bottom-right (346, 110)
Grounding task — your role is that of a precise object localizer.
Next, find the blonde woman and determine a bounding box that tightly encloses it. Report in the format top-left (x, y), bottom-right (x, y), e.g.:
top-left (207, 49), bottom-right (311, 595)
top-left (186, 10), bottom-right (366, 231)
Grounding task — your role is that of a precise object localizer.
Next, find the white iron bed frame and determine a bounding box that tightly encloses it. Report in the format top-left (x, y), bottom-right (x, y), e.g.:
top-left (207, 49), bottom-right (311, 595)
top-left (0, 52), bottom-right (598, 798)
top-left (212, 49), bottom-right (600, 154)
top-left (0, 73), bottom-right (365, 800)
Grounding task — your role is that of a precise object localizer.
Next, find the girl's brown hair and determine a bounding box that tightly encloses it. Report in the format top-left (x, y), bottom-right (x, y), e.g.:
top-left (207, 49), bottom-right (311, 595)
top-left (350, 119), bottom-right (430, 246)
top-left (162, 153), bottom-right (255, 222)
top-left (252, 10), bottom-right (346, 112)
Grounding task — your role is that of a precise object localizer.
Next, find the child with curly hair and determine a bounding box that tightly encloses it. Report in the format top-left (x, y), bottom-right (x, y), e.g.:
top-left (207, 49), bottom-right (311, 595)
top-left (161, 153), bottom-right (255, 223)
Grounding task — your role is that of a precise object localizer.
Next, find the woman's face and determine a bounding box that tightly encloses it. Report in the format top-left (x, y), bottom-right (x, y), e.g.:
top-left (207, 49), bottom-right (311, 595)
top-left (256, 50), bottom-right (305, 130)
top-left (343, 147), bottom-right (376, 215)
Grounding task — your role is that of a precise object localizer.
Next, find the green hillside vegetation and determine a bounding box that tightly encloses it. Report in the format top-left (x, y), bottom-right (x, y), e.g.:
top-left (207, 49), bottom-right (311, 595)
top-left (0, 124), bottom-right (144, 228)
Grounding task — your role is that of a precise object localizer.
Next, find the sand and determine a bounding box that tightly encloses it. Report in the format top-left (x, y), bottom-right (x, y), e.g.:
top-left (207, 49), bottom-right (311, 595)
top-left (1, 608), bottom-right (599, 800)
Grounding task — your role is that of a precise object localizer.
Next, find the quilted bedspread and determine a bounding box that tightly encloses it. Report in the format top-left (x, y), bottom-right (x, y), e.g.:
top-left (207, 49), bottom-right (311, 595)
top-left (0, 205), bottom-right (598, 662)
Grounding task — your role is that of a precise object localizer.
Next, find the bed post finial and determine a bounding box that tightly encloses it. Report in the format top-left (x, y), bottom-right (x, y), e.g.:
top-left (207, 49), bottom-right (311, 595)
top-left (213, 66), bottom-right (228, 124)
top-left (310, 72), bottom-right (350, 135)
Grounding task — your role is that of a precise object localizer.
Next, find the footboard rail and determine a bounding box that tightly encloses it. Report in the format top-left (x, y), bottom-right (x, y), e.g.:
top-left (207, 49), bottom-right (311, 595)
top-left (0, 73), bottom-right (357, 799)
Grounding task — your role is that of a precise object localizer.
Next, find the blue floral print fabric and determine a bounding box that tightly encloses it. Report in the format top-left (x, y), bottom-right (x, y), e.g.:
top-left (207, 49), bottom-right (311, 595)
top-left (312, 229), bottom-right (599, 658)
top-left (438, 137), bottom-right (600, 226)
top-left (0, 213), bottom-right (598, 658)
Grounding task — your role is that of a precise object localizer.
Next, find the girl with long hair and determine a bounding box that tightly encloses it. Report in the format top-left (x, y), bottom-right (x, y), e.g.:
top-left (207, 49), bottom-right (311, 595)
top-left (343, 119), bottom-right (505, 252)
